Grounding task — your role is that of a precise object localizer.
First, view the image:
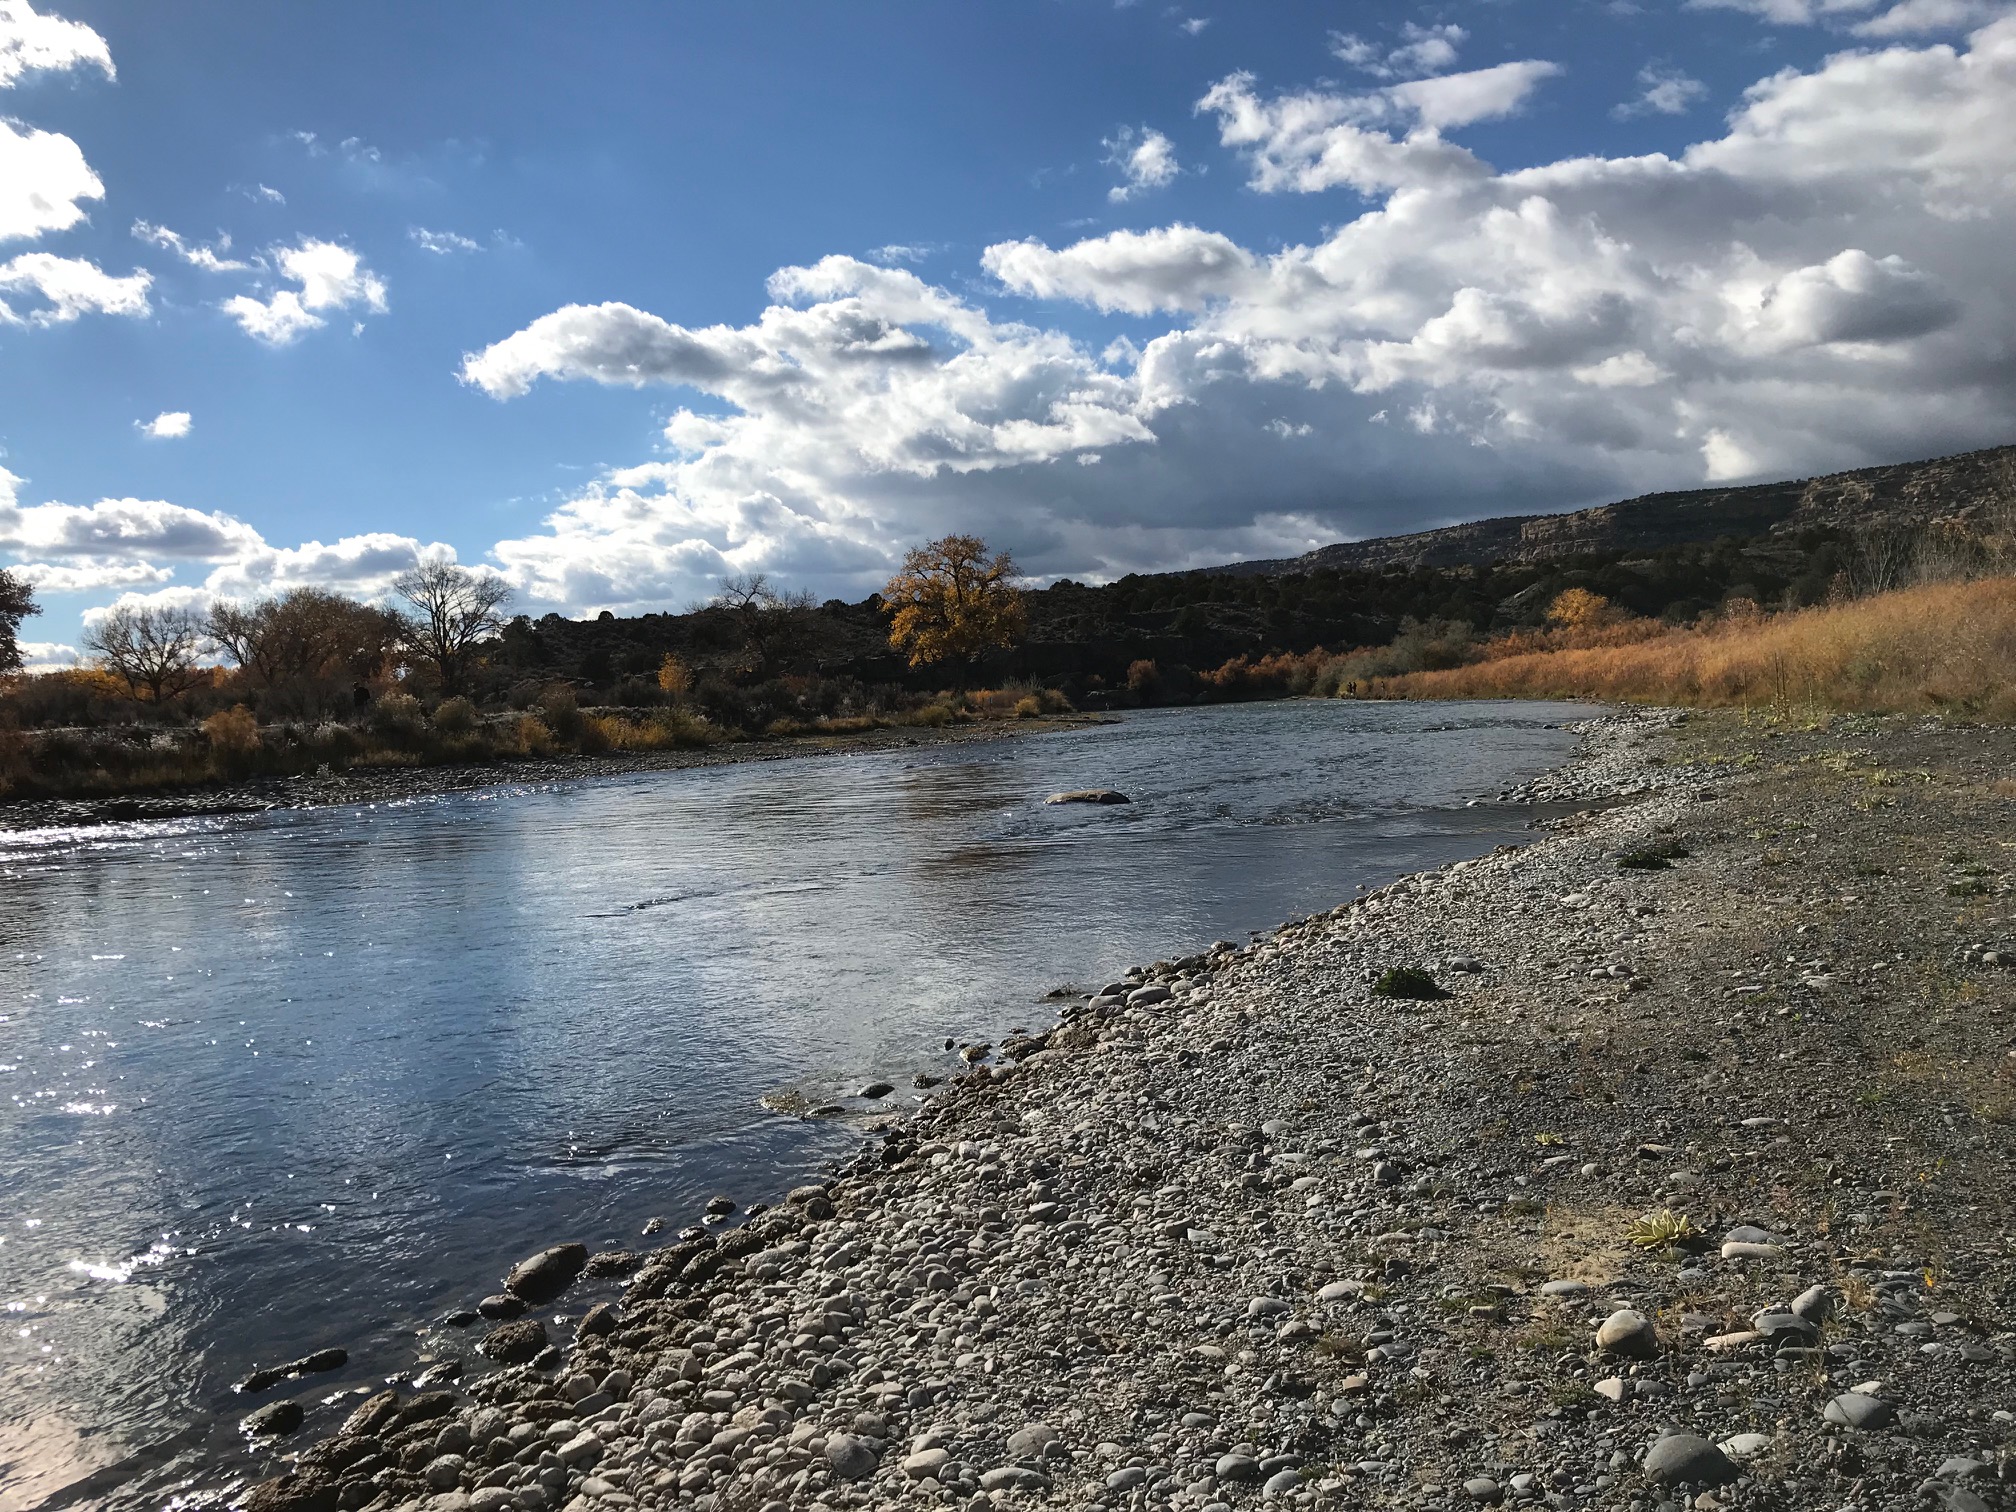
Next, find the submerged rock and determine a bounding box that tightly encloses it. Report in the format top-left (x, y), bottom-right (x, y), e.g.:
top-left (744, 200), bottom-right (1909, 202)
top-left (1045, 789), bottom-right (1131, 805)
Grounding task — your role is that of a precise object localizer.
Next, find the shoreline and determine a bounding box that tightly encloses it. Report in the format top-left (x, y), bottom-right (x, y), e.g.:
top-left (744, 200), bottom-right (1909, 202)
top-left (0, 714), bottom-right (1111, 833)
top-left (71, 707), bottom-right (2016, 1510)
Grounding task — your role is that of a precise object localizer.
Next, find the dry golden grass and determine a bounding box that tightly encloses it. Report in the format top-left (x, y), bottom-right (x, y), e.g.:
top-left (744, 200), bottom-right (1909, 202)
top-left (1368, 576), bottom-right (2016, 717)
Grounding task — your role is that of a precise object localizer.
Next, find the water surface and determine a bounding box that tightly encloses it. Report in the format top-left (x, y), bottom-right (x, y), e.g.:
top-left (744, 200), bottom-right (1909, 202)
top-left (0, 699), bottom-right (1591, 1507)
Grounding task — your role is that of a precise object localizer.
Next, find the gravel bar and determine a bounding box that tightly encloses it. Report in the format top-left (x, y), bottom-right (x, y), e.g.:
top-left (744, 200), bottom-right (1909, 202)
top-left (191, 708), bottom-right (2016, 1512)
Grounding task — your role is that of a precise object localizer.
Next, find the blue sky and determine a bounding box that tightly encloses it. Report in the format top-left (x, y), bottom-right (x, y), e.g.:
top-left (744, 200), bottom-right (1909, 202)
top-left (3, 0), bottom-right (2014, 657)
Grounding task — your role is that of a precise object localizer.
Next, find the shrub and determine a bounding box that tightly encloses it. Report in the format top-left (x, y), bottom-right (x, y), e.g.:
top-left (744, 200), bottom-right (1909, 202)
top-left (1371, 966), bottom-right (1451, 1000)
top-left (1014, 695), bottom-right (1043, 719)
top-left (202, 705), bottom-right (261, 754)
top-left (537, 685), bottom-right (585, 741)
top-left (656, 653), bottom-right (693, 697)
top-left (652, 707), bottom-right (726, 748)
top-left (514, 713), bottom-right (553, 755)
top-left (370, 690), bottom-right (427, 742)
top-left (433, 696), bottom-right (479, 736)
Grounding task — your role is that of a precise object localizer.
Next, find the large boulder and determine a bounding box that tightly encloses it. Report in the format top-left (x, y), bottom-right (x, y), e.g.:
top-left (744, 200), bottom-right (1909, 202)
top-left (505, 1242), bottom-right (588, 1302)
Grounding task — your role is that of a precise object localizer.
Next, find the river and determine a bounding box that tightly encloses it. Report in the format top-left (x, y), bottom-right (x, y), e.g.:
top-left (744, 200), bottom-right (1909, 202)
top-left (0, 698), bottom-right (1592, 1507)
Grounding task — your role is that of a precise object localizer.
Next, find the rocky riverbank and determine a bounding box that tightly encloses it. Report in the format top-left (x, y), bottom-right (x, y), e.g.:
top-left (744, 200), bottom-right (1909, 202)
top-left (0, 715), bottom-right (1106, 832)
top-left (191, 707), bottom-right (2016, 1512)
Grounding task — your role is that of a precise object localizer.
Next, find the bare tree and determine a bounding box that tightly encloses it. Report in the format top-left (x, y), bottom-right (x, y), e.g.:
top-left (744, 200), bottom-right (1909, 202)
top-left (0, 567), bottom-right (38, 674)
top-left (709, 573), bottom-right (816, 678)
top-left (393, 561), bottom-right (513, 694)
top-left (85, 604), bottom-right (209, 702)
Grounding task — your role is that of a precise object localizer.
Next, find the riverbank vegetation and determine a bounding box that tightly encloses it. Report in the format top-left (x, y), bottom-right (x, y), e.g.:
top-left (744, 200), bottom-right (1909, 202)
top-left (1359, 575), bottom-right (2016, 718)
top-left (0, 540), bottom-right (1075, 802)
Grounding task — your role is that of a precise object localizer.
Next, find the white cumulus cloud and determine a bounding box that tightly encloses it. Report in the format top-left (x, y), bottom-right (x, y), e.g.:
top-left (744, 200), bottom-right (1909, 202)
top-left (0, 251), bottom-right (150, 323)
top-left (1103, 125), bottom-right (1182, 201)
top-left (0, 117), bottom-right (102, 243)
top-left (437, 17), bottom-right (2016, 611)
top-left (221, 238), bottom-right (387, 345)
top-left (0, 0), bottom-right (112, 88)
top-left (1614, 64), bottom-right (1710, 118)
top-left (137, 410), bottom-right (191, 439)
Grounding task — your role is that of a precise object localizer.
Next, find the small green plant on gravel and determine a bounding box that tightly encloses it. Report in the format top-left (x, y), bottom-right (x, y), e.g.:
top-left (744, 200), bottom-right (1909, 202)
top-left (1371, 966), bottom-right (1451, 1000)
top-left (1503, 1197), bottom-right (1544, 1217)
top-left (1534, 1131), bottom-right (1565, 1147)
top-left (1549, 1382), bottom-right (1599, 1408)
top-left (1618, 839), bottom-right (1690, 870)
top-left (1520, 1326), bottom-right (1575, 1353)
top-left (1628, 1209), bottom-right (1704, 1248)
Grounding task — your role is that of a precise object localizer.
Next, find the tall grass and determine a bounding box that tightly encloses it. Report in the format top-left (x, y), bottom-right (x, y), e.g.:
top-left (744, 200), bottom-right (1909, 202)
top-left (1366, 576), bottom-right (2016, 718)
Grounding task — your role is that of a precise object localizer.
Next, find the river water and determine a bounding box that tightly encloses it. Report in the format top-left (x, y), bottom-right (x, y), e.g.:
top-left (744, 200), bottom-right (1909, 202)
top-left (0, 699), bottom-right (1590, 1507)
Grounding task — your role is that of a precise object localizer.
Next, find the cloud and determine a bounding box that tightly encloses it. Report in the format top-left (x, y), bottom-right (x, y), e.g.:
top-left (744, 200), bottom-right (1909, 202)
top-left (0, 497), bottom-right (265, 558)
top-left (136, 410), bottom-right (191, 439)
top-left (17, 639), bottom-right (79, 667)
top-left (1852, 0), bottom-right (2012, 34)
top-left (1330, 22), bottom-right (1468, 79)
top-left (1614, 64), bottom-right (1710, 118)
top-left (983, 225), bottom-right (1256, 314)
top-left (131, 220), bottom-right (250, 272)
top-left (410, 226), bottom-right (480, 254)
top-left (10, 558), bottom-right (174, 593)
top-left (0, 116), bottom-right (102, 243)
top-left (220, 238), bottom-right (387, 345)
top-left (1195, 60), bottom-right (1559, 196)
top-left (0, 0), bottom-right (112, 88)
top-left (438, 17), bottom-right (2016, 612)
top-left (0, 252), bottom-right (150, 322)
top-left (1103, 125), bottom-right (1182, 202)
top-left (1688, 0), bottom-right (2009, 29)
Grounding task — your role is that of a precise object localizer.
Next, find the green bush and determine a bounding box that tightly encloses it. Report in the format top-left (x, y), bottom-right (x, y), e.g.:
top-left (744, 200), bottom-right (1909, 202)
top-left (1371, 966), bottom-right (1451, 1000)
top-left (432, 695), bottom-right (479, 736)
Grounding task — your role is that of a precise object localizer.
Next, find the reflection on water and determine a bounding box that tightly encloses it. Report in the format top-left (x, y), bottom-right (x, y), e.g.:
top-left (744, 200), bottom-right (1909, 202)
top-left (0, 699), bottom-right (1591, 1506)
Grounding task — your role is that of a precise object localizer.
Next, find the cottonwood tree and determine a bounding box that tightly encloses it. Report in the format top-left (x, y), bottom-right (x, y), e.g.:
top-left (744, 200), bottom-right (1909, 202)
top-left (85, 603), bottom-right (209, 701)
top-left (709, 573), bottom-right (816, 679)
top-left (393, 561), bottom-right (512, 694)
top-left (883, 534), bottom-right (1027, 679)
top-left (209, 588), bottom-right (403, 705)
top-left (0, 568), bottom-right (38, 674)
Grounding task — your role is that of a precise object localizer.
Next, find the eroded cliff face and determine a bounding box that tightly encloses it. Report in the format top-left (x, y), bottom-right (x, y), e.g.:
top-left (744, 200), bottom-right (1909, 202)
top-left (1227, 443), bottom-right (2016, 575)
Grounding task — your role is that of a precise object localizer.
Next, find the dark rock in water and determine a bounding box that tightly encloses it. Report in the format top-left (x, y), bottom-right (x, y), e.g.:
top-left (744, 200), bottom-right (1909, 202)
top-left (479, 1319), bottom-right (548, 1365)
top-left (577, 1302), bottom-right (620, 1338)
top-left (704, 1194), bottom-right (736, 1216)
top-left (242, 1399), bottom-right (304, 1436)
top-left (412, 1360), bottom-right (463, 1389)
top-left (478, 1292), bottom-right (526, 1319)
top-left (582, 1249), bottom-right (642, 1278)
top-left (339, 1390), bottom-right (400, 1437)
top-left (1045, 789), bottom-right (1130, 805)
top-left (442, 1309), bottom-right (480, 1327)
top-left (531, 1343), bottom-right (565, 1371)
top-left (858, 1081), bottom-right (895, 1099)
top-left (234, 1346), bottom-right (346, 1394)
top-left (913, 1072), bottom-right (941, 1089)
top-left (505, 1242), bottom-right (588, 1302)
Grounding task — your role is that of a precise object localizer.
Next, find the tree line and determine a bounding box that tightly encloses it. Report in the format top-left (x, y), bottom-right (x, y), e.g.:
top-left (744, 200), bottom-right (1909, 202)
top-left (0, 535), bottom-right (1028, 724)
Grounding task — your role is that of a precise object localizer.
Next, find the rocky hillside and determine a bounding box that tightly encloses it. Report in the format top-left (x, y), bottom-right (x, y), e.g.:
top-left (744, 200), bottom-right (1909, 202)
top-left (1218, 443), bottom-right (2016, 576)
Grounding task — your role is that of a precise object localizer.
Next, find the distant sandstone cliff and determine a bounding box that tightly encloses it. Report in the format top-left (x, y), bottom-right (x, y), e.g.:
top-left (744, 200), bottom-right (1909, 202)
top-left (1215, 443), bottom-right (2016, 575)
